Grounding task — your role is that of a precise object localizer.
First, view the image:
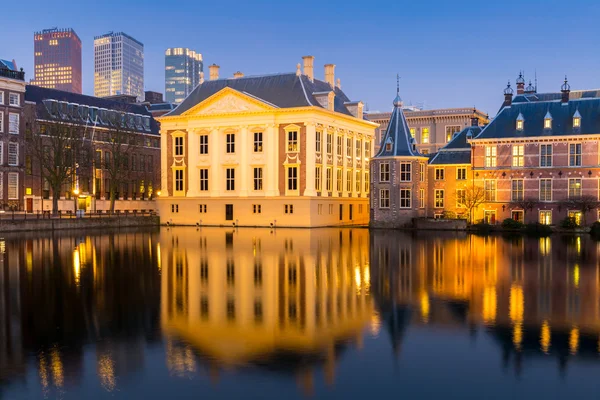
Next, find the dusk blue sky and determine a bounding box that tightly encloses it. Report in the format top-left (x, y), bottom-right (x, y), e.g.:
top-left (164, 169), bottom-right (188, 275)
top-left (1, 0), bottom-right (599, 115)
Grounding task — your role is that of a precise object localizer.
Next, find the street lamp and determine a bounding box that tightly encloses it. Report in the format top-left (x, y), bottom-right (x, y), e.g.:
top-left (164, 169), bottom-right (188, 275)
top-left (156, 191), bottom-right (162, 197)
top-left (73, 188), bottom-right (80, 196)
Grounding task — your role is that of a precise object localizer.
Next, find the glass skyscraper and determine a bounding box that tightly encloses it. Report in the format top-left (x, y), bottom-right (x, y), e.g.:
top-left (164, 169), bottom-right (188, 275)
top-left (165, 48), bottom-right (203, 104)
top-left (94, 32), bottom-right (144, 101)
top-left (32, 28), bottom-right (82, 93)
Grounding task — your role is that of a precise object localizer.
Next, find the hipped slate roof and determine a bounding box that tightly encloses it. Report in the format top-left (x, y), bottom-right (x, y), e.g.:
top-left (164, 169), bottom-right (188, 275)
top-left (429, 126), bottom-right (482, 165)
top-left (476, 96), bottom-right (600, 140)
top-left (0, 59), bottom-right (17, 71)
top-left (374, 94), bottom-right (420, 158)
top-left (167, 73), bottom-right (354, 117)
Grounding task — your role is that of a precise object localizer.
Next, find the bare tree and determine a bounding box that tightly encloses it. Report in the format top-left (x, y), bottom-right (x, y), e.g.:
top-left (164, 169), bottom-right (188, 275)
top-left (509, 197), bottom-right (539, 221)
top-left (28, 118), bottom-right (85, 215)
top-left (456, 186), bottom-right (486, 223)
top-left (560, 195), bottom-right (600, 226)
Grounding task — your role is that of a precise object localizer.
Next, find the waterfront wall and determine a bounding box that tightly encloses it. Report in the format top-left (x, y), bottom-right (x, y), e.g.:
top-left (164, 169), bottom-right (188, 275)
top-left (413, 218), bottom-right (467, 231)
top-left (0, 216), bottom-right (160, 233)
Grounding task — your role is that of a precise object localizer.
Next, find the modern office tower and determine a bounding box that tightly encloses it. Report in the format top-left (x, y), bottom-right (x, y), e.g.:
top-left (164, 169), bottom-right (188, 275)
top-left (31, 28), bottom-right (82, 94)
top-left (94, 32), bottom-right (144, 101)
top-left (165, 48), bottom-right (203, 104)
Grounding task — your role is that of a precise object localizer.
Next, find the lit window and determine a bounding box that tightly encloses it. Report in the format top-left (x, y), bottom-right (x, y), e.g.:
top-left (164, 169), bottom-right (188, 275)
top-left (485, 146), bottom-right (497, 167)
top-left (346, 170), bottom-right (352, 192)
top-left (326, 167), bottom-right (332, 191)
top-left (410, 128), bottom-right (416, 137)
top-left (336, 136), bottom-right (343, 156)
top-left (434, 189), bottom-right (444, 208)
top-left (539, 210), bottom-right (552, 225)
top-left (573, 114), bottom-right (581, 128)
top-left (420, 163), bottom-right (426, 182)
top-left (419, 188), bottom-right (425, 208)
top-left (315, 166), bottom-right (322, 192)
top-left (346, 137), bottom-right (352, 157)
top-left (326, 133), bottom-right (333, 154)
top-left (422, 128), bottom-right (430, 144)
top-left (484, 180), bottom-right (496, 201)
top-left (456, 189), bottom-right (466, 208)
top-left (512, 144), bottom-right (524, 167)
top-left (287, 131), bottom-right (298, 152)
top-left (315, 131), bottom-right (322, 153)
top-left (516, 120), bottom-right (524, 130)
top-left (544, 112), bottom-right (552, 129)
top-left (569, 178), bottom-right (582, 198)
top-left (336, 168), bottom-right (342, 192)
top-left (445, 126), bottom-right (460, 143)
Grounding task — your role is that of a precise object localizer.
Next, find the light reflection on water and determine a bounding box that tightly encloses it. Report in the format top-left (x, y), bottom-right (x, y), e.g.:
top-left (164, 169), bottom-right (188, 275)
top-left (0, 228), bottom-right (599, 399)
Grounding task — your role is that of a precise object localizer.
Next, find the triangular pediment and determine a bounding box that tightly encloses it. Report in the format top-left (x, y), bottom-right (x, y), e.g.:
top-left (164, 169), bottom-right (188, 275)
top-left (181, 87), bottom-right (276, 116)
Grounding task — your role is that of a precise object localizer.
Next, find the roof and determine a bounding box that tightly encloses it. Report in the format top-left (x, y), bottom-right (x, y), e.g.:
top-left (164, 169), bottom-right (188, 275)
top-left (374, 94), bottom-right (421, 158)
top-left (148, 103), bottom-right (176, 111)
top-left (0, 59), bottom-right (16, 71)
top-left (475, 95), bottom-right (600, 140)
top-left (429, 126), bottom-right (481, 165)
top-left (167, 73), bottom-right (355, 117)
top-left (512, 90), bottom-right (600, 104)
top-left (25, 85), bottom-right (159, 135)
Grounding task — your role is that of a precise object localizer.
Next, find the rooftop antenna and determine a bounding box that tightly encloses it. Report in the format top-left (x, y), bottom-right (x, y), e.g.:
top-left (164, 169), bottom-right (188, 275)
top-left (535, 69), bottom-right (538, 92)
top-left (396, 73), bottom-right (400, 95)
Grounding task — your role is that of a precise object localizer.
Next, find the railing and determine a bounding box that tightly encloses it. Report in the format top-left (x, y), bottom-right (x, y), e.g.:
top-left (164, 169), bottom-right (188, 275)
top-left (0, 210), bottom-right (157, 221)
top-left (0, 68), bottom-right (25, 81)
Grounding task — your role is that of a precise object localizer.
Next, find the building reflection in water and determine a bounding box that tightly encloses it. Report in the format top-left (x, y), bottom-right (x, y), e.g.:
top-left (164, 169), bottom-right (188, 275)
top-left (370, 231), bottom-right (600, 374)
top-left (160, 227), bottom-right (373, 394)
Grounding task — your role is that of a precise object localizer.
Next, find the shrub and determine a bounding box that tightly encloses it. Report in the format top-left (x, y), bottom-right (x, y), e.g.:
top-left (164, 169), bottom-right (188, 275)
top-left (501, 218), bottom-right (524, 230)
top-left (590, 221), bottom-right (600, 237)
top-left (442, 210), bottom-right (457, 219)
top-left (524, 222), bottom-right (553, 236)
top-left (472, 222), bottom-right (493, 234)
top-left (560, 217), bottom-right (578, 230)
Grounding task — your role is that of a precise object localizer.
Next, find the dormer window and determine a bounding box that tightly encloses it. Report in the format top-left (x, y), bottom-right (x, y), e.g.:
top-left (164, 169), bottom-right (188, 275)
top-left (516, 113), bottom-right (524, 131)
top-left (544, 111), bottom-right (552, 129)
top-left (573, 110), bottom-right (581, 128)
top-left (385, 137), bottom-right (393, 152)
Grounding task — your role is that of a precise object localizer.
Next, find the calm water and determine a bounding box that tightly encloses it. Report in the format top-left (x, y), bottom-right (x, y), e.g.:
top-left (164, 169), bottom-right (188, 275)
top-left (1, 227), bottom-right (600, 399)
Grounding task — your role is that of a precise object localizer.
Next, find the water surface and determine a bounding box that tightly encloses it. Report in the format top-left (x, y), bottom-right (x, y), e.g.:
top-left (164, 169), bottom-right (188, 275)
top-left (1, 228), bottom-right (599, 399)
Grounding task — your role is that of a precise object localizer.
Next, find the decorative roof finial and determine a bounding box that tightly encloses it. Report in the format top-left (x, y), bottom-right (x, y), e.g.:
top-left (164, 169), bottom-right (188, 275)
top-left (396, 73), bottom-right (400, 95)
top-left (296, 63), bottom-right (301, 76)
top-left (393, 74), bottom-right (403, 107)
top-left (561, 75), bottom-right (570, 91)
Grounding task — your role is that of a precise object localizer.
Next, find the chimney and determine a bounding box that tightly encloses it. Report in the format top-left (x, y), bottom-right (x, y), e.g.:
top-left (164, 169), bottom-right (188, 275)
top-left (233, 71), bottom-right (244, 79)
top-left (470, 108), bottom-right (479, 126)
top-left (561, 76), bottom-right (570, 104)
top-left (336, 78), bottom-right (341, 89)
top-left (324, 64), bottom-right (335, 87)
top-left (302, 56), bottom-right (314, 81)
top-left (503, 81), bottom-right (514, 108)
top-left (209, 64), bottom-right (220, 80)
top-left (516, 71), bottom-right (525, 95)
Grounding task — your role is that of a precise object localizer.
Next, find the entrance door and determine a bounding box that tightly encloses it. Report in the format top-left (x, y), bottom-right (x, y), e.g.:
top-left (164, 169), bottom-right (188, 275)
top-left (339, 204), bottom-right (343, 221)
top-left (484, 210), bottom-right (496, 224)
top-left (511, 210), bottom-right (523, 223)
top-left (26, 198), bottom-right (33, 213)
top-left (77, 198), bottom-right (87, 211)
top-left (349, 204), bottom-right (353, 220)
top-left (568, 211), bottom-right (582, 226)
top-left (225, 204), bottom-right (234, 221)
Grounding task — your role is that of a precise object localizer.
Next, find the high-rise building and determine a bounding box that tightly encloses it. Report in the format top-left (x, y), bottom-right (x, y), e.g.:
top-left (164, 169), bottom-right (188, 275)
top-left (94, 32), bottom-right (144, 101)
top-left (31, 28), bottom-right (82, 94)
top-left (165, 48), bottom-right (203, 104)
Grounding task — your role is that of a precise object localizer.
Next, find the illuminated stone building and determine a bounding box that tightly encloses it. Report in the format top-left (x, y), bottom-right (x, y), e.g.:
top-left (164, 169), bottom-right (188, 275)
top-left (24, 85), bottom-right (160, 213)
top-left (31, 28), bottom-right (82, 94)
top-left (165, 48), bottom-right (203, 105)
top-left (0, 60), bottom-right (26, 210)
top-left (367, 107), bottom-right (488, 155)
top-left (94, 32), bottom-right (144, 101)
top-left (469, 78), bottom-right (600, 225)
top-left (160, 227), bottom-right (372, 392)
top-left (157, 57), bottom-right (376, 227)
top-left (370, 84), bottom-right (429, 228)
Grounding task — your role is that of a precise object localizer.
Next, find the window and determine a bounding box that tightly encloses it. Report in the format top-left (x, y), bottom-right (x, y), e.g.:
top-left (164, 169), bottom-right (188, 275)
top-left (336, 168), bottom-right (342, 192)
top-left (7, 173), bottom-right (18, 200)
top-left (226, 133), bottom-right (235, 153)
top-left (539, 210), bottom-right (552, 225)
top-left (420, 163), bottom-right (425, 182)
top-left (0, 112), bottom-right (3, 133)
top-left (573, 116), bottom-right (581, 128)
top-left (456, 189), bottom-right (466, 208)
top-left (540, 144), bottom-right (552, 167)
top-left (171, 204), bottom-right (179, 215)
top-left (326, 133), bottom-right (333, 154)
top-left (516, 119), bottom-right (524, 130)
top-left (254, 167), bottom-right (263, 191)
top-left (380, 162), bottom-right (390, 182)
top-left (0, 142), bottom-right (3, 164)
top-left (364, 172), bottom-right (369, 193)
top-left (174, 169), bottom-right (184, 192)
top-left (8, 142), bottom-right (18, 166)
top-left (253, 132), bottom-right (263, 152)
top-left (569, 143), bottom-right (582, 166)
top-left (356, 139), bottom-right (361, 158)
top-left (329, 204), bottom-right (333, 214)
top-left (569, 178), bottom-right (582, 198)
top-left (397, 162), bottom-right (412, 182)
top-left (364, 141), bottom-right (370, 159)
top-left (512, 145), bottom-right (524, 167)
top-left (199, 204), bottom-right (207, 213)
top-left (379, 189), bottom-right (390, 208)
top-left (355, 171), bottom-right (361, 192)
top-left (199, 168), bottom-right (209, 191)
top-left (315, 166), bottom-right (322, 192)
top-left (105, 151), bottom-right (111, 166)
top-left (316, 131), bottom-right (322, 153)
top-left (421, 149), bottom-right (429, 155)
top-left (147, 155), bottom-right (153, 172)
top-left (511, 179), bottom-right (524, 201)
top-left (253, 204), bottom-right (262, 214)
top-left (346, 170), bottom-right (352, 192)
top-left (346, 138), bottom-right (352, 157)
top-left (484, 180), bottom-right (496, 201)
top-left (199, 134), bottom-right (209, 154)
top-left (287, 130), bottom-right (298, 152)
top-left (326, 167), bottom-right (332, 191)
top-left (8, 113), bottom-right (19, 134)
top-left (284, 204), bottom-right (294, 214)
top-left (0, 172), bottom-right (2, 199)
top-left (445, 126), bottom-right (460, 143)
top-left (287, 167), bottom-right (298, 192)
top-left (434, 189), bottom-right (444, 208)
top-left (419, 188), bottom-right (425, 208)
top-left (410, 128), bottom-right (416, 137)
top-left (174, 136), bottom-right (184, 156)
top-left (0, 92), bottom-right (3, 105)
top-left (400, 189), bottom-right (411, 208)
top-left (544, 117), bottom-right (552, 129)
top-left (422, 128), bottom-right (430, 144)
top-left (485, 146), bottom-right (497, 167)
top-left (540, 179), bottom-right (552, 202)
top-left (456, 167), bottom-right (467, 180)
top-left (435, 168), bottom-right (445, 181)
top-left (336, 136), bottom-right (343, 156)
top-left (226, 168), bottom-right (235, 191)
top-left (9, 93), bottom-right (19, 106)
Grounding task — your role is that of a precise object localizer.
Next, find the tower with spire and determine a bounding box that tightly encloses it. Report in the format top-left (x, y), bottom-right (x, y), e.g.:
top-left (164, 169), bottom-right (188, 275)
top-left (370, 76), bottom-right (429, 228)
